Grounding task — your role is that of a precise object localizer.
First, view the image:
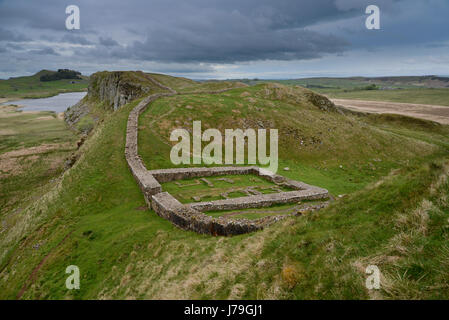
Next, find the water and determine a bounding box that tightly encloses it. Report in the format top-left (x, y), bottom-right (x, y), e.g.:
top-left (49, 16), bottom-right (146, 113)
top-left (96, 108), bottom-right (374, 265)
top-left (2, 92), bottom-right (87, 112)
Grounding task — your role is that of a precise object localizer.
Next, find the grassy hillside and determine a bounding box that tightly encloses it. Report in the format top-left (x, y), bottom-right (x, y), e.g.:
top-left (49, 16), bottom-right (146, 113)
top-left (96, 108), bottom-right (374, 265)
top-left (235, 77), bottom-right (449, 106)
top-left (1, 73), bottom-right (449, 299)
top-left (0, 70), bottom-right (88, 99)
top-left (139, 84), bottom-right (439, 195)
top-left (239, 76), bottom-right (449, 90)
top-left (325, 88), bottom-right (449, 106)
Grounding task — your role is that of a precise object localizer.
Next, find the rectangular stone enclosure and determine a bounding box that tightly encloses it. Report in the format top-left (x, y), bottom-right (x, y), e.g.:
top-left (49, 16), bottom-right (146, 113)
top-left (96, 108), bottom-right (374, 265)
top-left (125, 92), bottom-right (329, 236)
top-left (144, 166), bottom-right (329, 235)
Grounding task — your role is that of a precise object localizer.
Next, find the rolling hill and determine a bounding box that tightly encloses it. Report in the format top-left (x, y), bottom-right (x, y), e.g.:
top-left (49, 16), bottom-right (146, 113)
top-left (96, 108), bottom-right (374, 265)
top-left (0, 70), bottom-right (88, 99)
top-left (1, 71), bottom-right (449, 299)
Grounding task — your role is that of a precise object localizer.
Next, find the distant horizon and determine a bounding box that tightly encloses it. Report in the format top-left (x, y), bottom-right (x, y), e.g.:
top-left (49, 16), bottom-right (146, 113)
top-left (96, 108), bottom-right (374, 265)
top-left (3, 69), bottom-right (449, 82)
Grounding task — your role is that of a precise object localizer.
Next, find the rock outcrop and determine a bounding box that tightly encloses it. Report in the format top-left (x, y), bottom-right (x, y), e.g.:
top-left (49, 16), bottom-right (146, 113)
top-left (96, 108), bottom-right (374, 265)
top-left (88, 71), bottom-right (155, 111)
top-left (65, 71), bottom-right (168, 131)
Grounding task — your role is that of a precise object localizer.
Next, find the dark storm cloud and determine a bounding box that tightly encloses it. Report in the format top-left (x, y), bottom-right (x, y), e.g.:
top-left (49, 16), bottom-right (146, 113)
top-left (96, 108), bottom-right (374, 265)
top-left (0, 0), bottom-right (448, 78)
top-left (0, 0), bottom-right (355, 64)
top-left (129, 28), bottom-right (348, 63)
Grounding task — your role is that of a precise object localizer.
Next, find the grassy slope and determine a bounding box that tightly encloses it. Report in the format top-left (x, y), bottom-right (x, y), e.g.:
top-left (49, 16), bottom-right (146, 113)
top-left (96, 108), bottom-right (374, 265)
top-left (237, 78), bottom-right (449, 106)
top-left (139, 84), bottom-right (438, 195)
top-left (1, 76), bottom-right (449, 299)
top-left (0, 70), bottom-right (88, 99)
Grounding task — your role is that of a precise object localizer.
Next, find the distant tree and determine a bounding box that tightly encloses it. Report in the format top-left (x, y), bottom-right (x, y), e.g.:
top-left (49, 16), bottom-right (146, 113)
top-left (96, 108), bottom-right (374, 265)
top-left (363, 84), bottom-right (378, 90)
top-left (40, 69), bottom-right (82, 82)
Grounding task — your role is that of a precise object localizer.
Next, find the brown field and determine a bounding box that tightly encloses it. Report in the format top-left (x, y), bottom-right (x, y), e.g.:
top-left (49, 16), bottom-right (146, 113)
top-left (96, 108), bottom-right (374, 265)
top-left (332, 99), bottom-right (449, 125)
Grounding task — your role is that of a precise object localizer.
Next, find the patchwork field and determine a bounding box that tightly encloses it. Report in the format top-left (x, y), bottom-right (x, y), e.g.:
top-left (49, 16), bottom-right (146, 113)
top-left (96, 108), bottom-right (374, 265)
top-left (0, 104), bottom-right (76, 218)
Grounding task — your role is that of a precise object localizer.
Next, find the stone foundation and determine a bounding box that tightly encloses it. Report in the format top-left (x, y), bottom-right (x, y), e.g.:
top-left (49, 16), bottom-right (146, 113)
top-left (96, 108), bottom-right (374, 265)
top-left (125, 77), bottom-right (330, 236)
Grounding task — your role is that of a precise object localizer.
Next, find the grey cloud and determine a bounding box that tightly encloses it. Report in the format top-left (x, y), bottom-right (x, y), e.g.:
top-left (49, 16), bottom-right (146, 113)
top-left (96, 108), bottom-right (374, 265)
top-left (0, 28), bottom-right (29, 42)
top-left (129, 28), bottom-right (348, 63)
top-left (6, 43), bottom-right (24, 50)
top-left (61, 34), bottom-right (93, 45)
top-left (0, 0), bottom-right (448, 78)
top-left (334, 0), bottom-right (398, 11)
top-left (28, 47), bottom-right (59, 56)
top-left (150, 63), bottom-right (215, 74)
top-left (99, 37), bottom-right (119, 47)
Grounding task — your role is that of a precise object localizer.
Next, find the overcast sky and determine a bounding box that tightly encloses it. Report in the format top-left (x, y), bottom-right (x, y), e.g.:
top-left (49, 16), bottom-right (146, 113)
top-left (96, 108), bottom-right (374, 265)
top-left (0, 0), bottom-right (448, 79)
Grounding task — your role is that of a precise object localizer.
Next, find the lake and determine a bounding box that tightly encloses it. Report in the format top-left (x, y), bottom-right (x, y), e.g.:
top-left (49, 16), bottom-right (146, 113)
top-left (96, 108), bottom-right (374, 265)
top-left (2, 92), bottom-right (87, 112)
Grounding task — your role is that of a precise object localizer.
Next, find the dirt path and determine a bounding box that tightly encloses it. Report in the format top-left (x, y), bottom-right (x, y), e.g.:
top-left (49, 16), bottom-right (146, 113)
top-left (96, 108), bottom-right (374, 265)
top-left (331, 98), bottom-right (449, 125)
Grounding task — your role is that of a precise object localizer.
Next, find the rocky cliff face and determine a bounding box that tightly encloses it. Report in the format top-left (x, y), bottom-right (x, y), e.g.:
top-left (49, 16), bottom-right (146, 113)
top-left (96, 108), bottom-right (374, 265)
top-left (88, 71), bottom-right (153, 111)
top-left (65, 71), bottom-right (157, 130)
top-left (64, 97), bottom-right (90, 129)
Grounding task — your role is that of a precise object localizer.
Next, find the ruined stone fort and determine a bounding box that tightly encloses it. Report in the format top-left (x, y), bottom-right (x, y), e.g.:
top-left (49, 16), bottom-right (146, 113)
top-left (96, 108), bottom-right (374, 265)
top-left (125, 78), bottom-right (329, 236)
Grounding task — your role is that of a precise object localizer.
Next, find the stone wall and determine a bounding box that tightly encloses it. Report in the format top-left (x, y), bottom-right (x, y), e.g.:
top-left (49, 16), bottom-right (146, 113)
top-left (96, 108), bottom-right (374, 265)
top-left (149, 166), bottom-right (259, 183)
top-left (187, 189), bottom-right (329, 212)
top-left (151, 192), bottom-right (283, 236)
top-left (125, 93), bottom-right (175, 197)
top-left (124, 76), bottom-right (330, 236)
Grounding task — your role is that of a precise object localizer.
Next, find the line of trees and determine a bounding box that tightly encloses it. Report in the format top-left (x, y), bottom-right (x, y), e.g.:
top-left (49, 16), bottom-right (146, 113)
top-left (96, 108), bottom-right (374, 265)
top-left (40, 69), bottom-right (82, 82)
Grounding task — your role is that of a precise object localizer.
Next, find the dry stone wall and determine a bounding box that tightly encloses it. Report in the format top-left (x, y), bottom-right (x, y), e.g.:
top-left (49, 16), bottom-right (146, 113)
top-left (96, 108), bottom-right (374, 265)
top-left (125, 77), bottom-right (330, 236)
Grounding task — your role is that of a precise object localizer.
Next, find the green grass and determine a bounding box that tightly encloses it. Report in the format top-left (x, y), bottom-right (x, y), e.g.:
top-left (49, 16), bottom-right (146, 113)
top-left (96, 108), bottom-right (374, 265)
top-left (148, 73), bottom-right (247, 93)
top-left (235, 77), bottom-right (449, 106)
top-left (327, 88), bottom-right (449, 106)
top-left (0, 107), bottom-right (76, 154)
top-left (260, 160), bottom-right (449, 299)
top-left (139, 84), bottom-right (444, 195)
top-left (0, 70), bottom-right (88, 99)
top-left (2, 75), bottom-right (449, 299)
top-left (0, 106), bottom-right (77, 229)
top-left (205, 202), bottom-right (299, 219)
top-left (161, 174), bottom-right (292, 204)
